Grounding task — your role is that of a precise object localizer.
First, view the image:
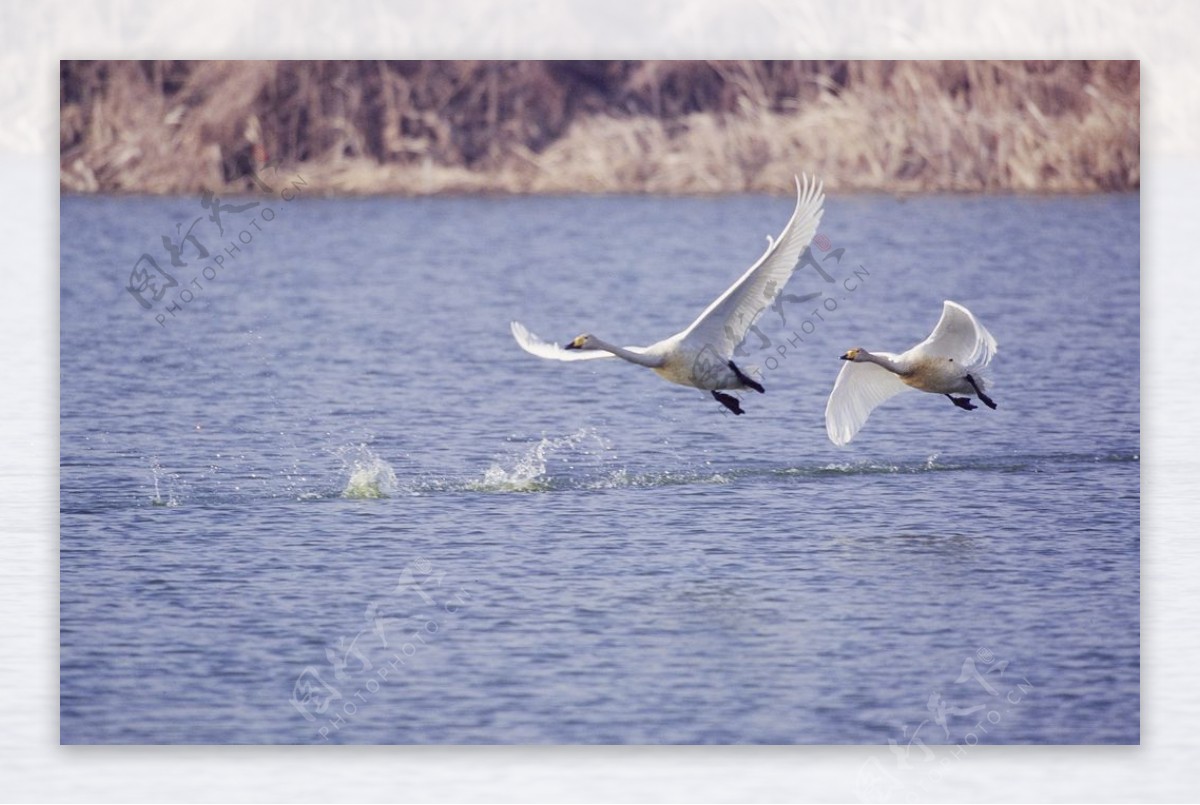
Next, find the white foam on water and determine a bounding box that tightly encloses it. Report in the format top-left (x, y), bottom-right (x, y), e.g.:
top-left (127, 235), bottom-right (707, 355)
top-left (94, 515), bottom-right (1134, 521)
top-left (467, 428), bottom-right (613, 493)
top-left (338, 443), bottom-right (399, 499)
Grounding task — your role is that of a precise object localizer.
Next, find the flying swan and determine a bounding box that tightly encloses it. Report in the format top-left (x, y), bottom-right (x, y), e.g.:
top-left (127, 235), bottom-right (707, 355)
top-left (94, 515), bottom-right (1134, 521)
top-left (510, 175), bottom-right (825, 415)
top-left (824, 300), bottom-right (998, 445)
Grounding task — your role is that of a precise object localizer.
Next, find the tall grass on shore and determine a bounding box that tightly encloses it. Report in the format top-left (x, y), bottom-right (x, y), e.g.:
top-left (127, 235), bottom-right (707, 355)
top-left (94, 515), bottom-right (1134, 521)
top-left (60, 60), bottom-right (1138, 195)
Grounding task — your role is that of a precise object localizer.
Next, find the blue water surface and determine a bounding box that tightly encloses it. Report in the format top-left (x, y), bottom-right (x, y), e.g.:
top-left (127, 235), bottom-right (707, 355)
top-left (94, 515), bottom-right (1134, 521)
top-left (60, 185), bottom-right (1139, 744)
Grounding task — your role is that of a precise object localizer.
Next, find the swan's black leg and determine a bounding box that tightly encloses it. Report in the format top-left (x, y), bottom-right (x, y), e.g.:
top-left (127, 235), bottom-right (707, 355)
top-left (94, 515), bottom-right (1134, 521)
top-left (727, 360), bottom-right (765, 393)
top-left (713, 390), bottom-right (745, 415)
top-left (945, 393), bottom-right (977, 411)
top-left (965, 374), bottom-right (997, 409)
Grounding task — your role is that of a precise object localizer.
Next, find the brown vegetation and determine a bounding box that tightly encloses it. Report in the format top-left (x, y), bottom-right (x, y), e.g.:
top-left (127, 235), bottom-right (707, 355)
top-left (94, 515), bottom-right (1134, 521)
top-left (60, 60), bottom-right (1139, 195)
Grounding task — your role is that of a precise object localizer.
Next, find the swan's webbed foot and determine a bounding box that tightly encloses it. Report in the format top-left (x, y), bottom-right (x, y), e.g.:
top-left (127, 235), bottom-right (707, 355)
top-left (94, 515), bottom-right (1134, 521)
top-left (965, 374), bottom-right (998, 409)
top-left (727, 360), bottom-right (765, 394)
top-left (946, 394), bottom-right (977, 411)
top-left (713, 390), bottom-right (745, 415)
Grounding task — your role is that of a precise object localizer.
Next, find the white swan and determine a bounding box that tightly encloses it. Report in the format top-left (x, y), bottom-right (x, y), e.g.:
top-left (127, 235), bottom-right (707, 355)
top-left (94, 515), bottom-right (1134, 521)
top-left (825, 300), bottom-right (998, 445)
top-left (510, 175), bottom-right (825, 415)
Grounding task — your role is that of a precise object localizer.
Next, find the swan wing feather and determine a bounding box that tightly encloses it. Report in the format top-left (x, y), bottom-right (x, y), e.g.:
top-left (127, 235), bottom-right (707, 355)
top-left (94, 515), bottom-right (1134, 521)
top-left (677, 174), bottom-right (825, 356)
top-left (825, 357), bottom-right (913, 446)
top-left (510, 321), bottom-right (646, 362)
top-left (910, 300), bottom-right (997, 371)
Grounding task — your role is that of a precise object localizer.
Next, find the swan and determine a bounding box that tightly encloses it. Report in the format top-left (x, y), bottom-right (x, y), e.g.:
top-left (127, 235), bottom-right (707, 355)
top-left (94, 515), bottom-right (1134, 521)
top-left (510, 174), bottom-right (825, 415)
top-left (824, 300), bottom-right (998, 445)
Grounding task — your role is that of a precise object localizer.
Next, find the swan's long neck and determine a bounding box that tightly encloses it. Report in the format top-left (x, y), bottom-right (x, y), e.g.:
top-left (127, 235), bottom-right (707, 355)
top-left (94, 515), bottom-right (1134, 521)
top-left (592, 337), bottom-right (663, 368)
top-left (860, 350), bottom-right (908, 375)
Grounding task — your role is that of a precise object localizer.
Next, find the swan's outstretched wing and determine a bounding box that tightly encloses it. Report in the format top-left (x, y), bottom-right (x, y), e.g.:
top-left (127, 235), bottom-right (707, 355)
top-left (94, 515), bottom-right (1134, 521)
top-left (510, 321), bottom-right (647, 362)
top-left (676, 174), bottom-right (825, 356)
top-left (825, 357), bottom-right (913, 446)
top-left (910, 300), bottom-right (997, 371)
top-left (511, 321), bottom-right (610, 361)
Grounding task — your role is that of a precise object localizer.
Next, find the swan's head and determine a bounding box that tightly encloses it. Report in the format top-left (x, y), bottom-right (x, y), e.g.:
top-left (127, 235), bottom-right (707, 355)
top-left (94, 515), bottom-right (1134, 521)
top-left (840, 348), bottom-right (864, 361)
top-left (564, 333), bottom-right (600, 351)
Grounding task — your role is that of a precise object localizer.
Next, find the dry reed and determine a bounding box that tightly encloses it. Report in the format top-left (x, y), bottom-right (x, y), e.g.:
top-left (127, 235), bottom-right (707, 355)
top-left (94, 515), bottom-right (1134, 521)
top-left (60, 60), bottom-right (1139, 195)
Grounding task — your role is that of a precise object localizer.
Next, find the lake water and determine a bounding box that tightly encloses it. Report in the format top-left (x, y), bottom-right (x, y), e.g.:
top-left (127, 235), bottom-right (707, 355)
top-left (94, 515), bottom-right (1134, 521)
top-left (60, 185), bottom-right (1139, 745)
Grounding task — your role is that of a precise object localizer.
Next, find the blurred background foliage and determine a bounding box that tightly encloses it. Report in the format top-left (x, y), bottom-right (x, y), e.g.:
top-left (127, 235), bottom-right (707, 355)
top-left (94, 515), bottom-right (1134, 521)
top-left (60, 60), bottom-right (1139, 194)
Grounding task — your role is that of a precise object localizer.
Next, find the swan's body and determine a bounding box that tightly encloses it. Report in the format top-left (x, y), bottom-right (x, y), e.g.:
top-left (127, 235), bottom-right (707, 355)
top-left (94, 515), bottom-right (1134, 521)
top-left (825, 300), bottom-right (998, 445)
top-left (511, 175), bottom-right (825, 414)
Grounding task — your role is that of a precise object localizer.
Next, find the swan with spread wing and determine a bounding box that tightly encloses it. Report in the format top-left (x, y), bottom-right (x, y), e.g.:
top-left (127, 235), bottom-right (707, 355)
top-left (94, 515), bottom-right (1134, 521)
top-left (510, 175), bottom-right (825, 415)
top-left (825, 300), bottom-right (998, 445)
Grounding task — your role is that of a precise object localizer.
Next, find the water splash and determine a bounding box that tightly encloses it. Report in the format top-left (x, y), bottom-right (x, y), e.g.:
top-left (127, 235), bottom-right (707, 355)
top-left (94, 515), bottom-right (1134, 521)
top-left (146, 444), bottom-right (1138, 504)
top-left (812, 461), bottom-right (903, 475)
top-left (584, 466), bottom-right (730, 490)
top-left (467, 428), bottom-right (612, 493)
top-left (149, 457), bottom-right (180, 507)
top-left (339, 443), bottom-right (399, 499)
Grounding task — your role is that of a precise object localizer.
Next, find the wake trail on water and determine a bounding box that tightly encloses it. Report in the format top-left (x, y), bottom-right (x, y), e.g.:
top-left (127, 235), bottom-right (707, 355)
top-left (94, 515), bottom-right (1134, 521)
top-left (460, 427), bottom-right (738, 493)
top-left (132, 433), bottom-right (1139, 508)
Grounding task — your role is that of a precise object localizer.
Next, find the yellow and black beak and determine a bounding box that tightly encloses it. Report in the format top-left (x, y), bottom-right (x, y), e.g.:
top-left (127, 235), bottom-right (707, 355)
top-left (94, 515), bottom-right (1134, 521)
top-left (564, 340), bottom-right (580, 350)
top-left (839, 352), bottom-right (852, 360)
